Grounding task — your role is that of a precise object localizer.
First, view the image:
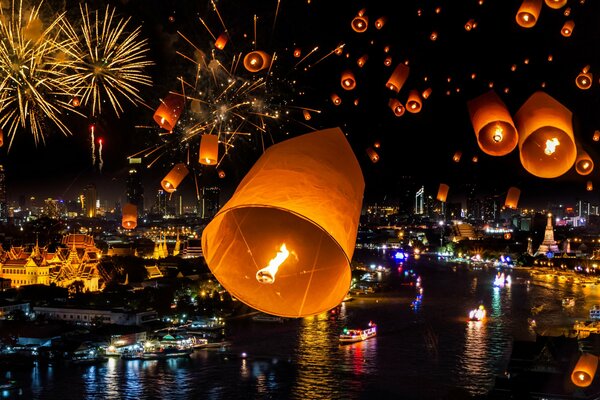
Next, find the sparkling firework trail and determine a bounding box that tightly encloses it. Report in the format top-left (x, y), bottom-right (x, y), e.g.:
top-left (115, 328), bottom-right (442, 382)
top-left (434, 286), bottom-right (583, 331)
top-left (90, 125), bottom-right (96, 166)
top-left (98, 138), bottom-right (103, 172)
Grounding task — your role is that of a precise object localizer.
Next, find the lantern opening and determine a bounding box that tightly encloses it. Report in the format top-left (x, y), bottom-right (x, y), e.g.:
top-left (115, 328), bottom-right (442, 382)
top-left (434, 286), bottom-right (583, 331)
top-left (256, 244), bottom-right (290, 284)
top-left (544, 138), bottom-right (559, 155)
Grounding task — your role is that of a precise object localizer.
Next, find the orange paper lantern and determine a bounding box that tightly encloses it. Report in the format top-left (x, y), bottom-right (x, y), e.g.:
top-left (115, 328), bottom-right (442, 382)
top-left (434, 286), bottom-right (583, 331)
top-left (357, 55), bottom-right (368, 68)
top-left (351, 9), bottom-right (368, 32)
top-left (303, 110), bottom-right (312, 120)
top-left (406, 90), bottom-right (422, 113)
top-left (243, 51), bottom-right (271, 72)
top-left (467, 90), bottom-right (518, 156)
top-left (366, 147), bottom-right (379, 163)
top-left (0, 129), bottom-right (3, 148)
top-left (375, 17), bottom-right (387, 29)
top-left (161, 163), bottom-right (189, 193)
top-left (218, 169), bottom-right (226, 179)
top-left (575, 148), bottom-right (594, 175)
top-left (215, 32), bottom-right (228, 50)
top-left (453, 151), bottom-right (462, 162)
top-left (516, 0), bottom-right (542, 28)
top-left (593, 130), bottom-right (600, 142)
top-left (422, 88), bottom-right (432, 99)
top-left (388, 99), bottom-right (405, 117)
top-left (561, 20), bottom-right (575, 37)
top-left (331, 93), bottom-right (342, 106)
top-left (504, 187), bottom-right (521, 209)
top-left (199, 134), bottom-right (219, 165)
top-left (153, 93), bottom-right (185, 132)
top-left (293, 48), bottom-right (301, 58)
top-left (437, 184), bottom-right (449, 202)
top-left (121, 203), bottom-right (138, 230)
top-left (341, 70), bottom-right (356, 90)
top-left (545, 0), bottom-right (567, 9)
top-left (514, 91), bottom-right (576, 178)
top-left (465, 19), bottom-right (476, 31)
top-left (386, 64), bottom-right (410, 93)
top-left (571, 353), bottom-right (598, 388)
top-left (576, 66), bottom-right (593, 89)
top-left (384, 56), bottom-right (392, 67)
top-left (587, 181), bottom-right (594, 191)
top-left (201, 128), bottom-right (364, 317)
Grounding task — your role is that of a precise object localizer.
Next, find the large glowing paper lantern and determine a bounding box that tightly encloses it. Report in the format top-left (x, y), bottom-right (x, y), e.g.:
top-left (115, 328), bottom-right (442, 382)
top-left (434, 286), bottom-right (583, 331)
top-left (243, 51), bottom-right (271, 72)
top-left (153, 94), bottom-right (185, 132)
top-left (515, 92), bottom-right (576, 178)
top-left (575, 149), bottom-right (594, 175)
top-left (406, 90), bottom-right (422, 113)
top-left (561, 20), bottom-right (575, 36)
top-left (122, 203), bottom-right (138, 230)
top-left (576, 66), bottom-right (593, 90)
top-left (215, 33), bottom-right (228, 50)
top-left (516, 0), bottom-right (542, 28)
top-left (201, 127), bottom-right (364, 317)
top-left (341, 70), bottom-right (356, 90)
top-left (388, 99), bottom-right (405, 117)
top-left (386, 64), bottom-right (410, 93)
top-left (571, 353), bottom-right (598, 388)
top-left (504, 187), bottom-right (521, 209)
top-left (366, 147), bottom-right (380, 162)
top-left (161, 163), bottom-right (189, 193)
top-left (437, 184), bottom-right (449, 202)
top-left (351, 9), bottom-right (368, 32)
top-left (545, 0), bottom-right (567, 9)
top-left (199, 134), bottom-right (219, 165)
top-left (467, 91), bottom-right (518, 156)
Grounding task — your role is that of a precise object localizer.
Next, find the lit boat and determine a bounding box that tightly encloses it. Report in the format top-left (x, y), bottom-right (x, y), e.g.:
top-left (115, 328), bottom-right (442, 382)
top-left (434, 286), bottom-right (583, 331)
top-left (590, 305), bottom-right (600, 320)
top-left (562, 297), bottom-right (575, 308)
top-left (252, 313), bottom-right (285, 323)
top-left (468, 305), bottom-right (486, 322)
top-left (339, 322), bottom-right (377, 344)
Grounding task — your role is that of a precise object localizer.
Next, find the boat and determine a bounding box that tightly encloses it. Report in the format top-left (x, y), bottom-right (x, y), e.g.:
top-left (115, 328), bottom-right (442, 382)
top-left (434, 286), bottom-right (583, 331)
top-left (252, 313), bottom-right (284, 323)
top-left (562, 297), bottom-right (575, 308)
top-left (468, 305), bottom-right (486, 322)
top-left (590, 305), bottom-right (600, 320)
top-left (339, 322), bottom-right (377, 344)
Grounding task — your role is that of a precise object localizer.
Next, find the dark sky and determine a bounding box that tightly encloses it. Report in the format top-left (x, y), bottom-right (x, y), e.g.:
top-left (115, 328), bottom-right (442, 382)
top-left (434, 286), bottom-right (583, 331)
top-left (4, 0), bottom-right (600, 210)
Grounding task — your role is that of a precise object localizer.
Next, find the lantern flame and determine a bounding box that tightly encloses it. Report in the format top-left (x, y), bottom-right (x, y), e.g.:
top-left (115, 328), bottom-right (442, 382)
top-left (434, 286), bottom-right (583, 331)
top-left (544, 138), bottom-right (560, 155)
top-left (256, 244), bottom-right (290, 284)
top-left (493, 125), bottom-right (504, 143)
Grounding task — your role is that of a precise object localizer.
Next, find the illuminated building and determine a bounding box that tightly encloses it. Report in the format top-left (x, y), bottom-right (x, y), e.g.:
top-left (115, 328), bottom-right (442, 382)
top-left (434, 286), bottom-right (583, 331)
top-left (126, 157), bottom-right (144, 216)
top-left (82, 184), bottom-right (97, 218)
top-left (535, 214), bottom-right (560, 256)
top-left (415, 186), bottom-right (425, 215)
top-left (154, 189), bottom-right (168, 216)
top-left (44, 198), bottom-right (65, 219)
top-left (201, 186), bottom-right (220, 219)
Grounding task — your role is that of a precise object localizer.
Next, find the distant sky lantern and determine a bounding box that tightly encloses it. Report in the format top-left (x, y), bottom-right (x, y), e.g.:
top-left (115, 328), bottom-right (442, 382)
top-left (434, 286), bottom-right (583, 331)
top-left (575, 148), bottom-right (594, 175)
top-left (366, 147), bottom-right (379, 162)
top-left (341, 70), bottom-right (356, 90)
top-left (351, 9), bottom-right (368, 32)
top-left (72, 97), bottom-right (80, 107)
top-left (467, 90), bottom-right (518, 156)
top-left (472, 156), bottom-right (479, 163)
top-left (514, 91), bottom-right (577, 178)
top-left (548, 54), bottom-right (553, 62)
top-left (153, 93), bottom-right (185, 132)
top-left (465, 19), bottom-right (476, 31)
top-left (541, 82), bottom-right (547, 88)
top-left (357, 55), bottom-right (368, 67)
top-left (437, 184), bottom-right (449, 202)
top-left (374, 141), bottom-right (381, 148)
top-left (489, 82), bottom-right (494, 88)
top-left (593, 130), bottom-right (600, 141)
top-left (576, 65), bottom-right (593, 89)
top-left (161, 163), bottom-right (189, 193)
top-left (430, 31), bottom-right (438, 41)
top-left (453, 151), bottom-right (462, 162)
top-left (303, 110), bottom-right (311, 120)
top-left (218, 169), bottom-right (226, 179)
top-left (0, 129), bottom-right (3, 148)
top-left (571, 353), bottom-right (598, 387)
top-left (417, 8), bottom-right (423, 16)
top-left (201, 128), bottom-right (365, 317)
top-left (587, 181), bottom-right (594, 191)
top-left (406, 90), bottom-right (422, 113)
top-left (504, 187), bottom-right (521, 209)
top-left (511, 64), bottom-right (517, 72)
top-left (435, 7), bottom-right (441, 14)
top-left (243, 51), bottom-right (272, 72)
top-left (331, 93), bottom-right (342, 106)
top-left (384, 56), bottom-right (392, 66)
top-left (471, 73), bottom-right (477, 80)
top-left (422, 88), bottom-right (432, 99)
top-left (215, 32), bottom-right (228, 50)
top-left (545, 0), bottom-right (567, 8)
top-left (388, 99), bottom-right (405, 117)
top-left (524, 58), bottom-right (530, 64)
top-left (383, 45), bottom-right (391, 53)
top-left (516, 0), bottom-right (542, 28)
top-left (121, 203), bottom-right (138, 230)
top-left (375, 17), bottom-right (387, 29)
top-left (293, 48), bottom-right (301, 58)
top-left (199, 134), bottom-right (219, 165)
top-left (353, 98), bottom-right (359, 106)
top-left (561, 20), bottom-right (574, 36)
top-left (386, 64), bottom-right (410, 93)
top-left (334, 44), bottom-right (344, 56)
top-left (564, 6), bottom-right (571, 15)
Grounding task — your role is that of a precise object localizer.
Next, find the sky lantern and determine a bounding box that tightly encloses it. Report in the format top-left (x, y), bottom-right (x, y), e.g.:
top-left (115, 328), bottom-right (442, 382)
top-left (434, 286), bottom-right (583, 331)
top-left (406, 90), bottom-right (422, 113)
top-left (576, 66), bottom-right (593, 89)
top-left (243, 51), bottom-right (271, 72)
top-left (575, 148), bottom-right (594, 175)
top-left (0, 129), bottom-right (4, 148)
top-left (571, 353), bottom-right (598, 387)
top-left (504, 187), bottom-right (521, 209)
top-left (593, 130), bottom-right (600, 141)
top-left (72, 97), bottom-right (80, 107)
top-left (386, 64), bottom-right (410, 93)
top-left (331, 93), bottom-right (342, 106)
top-left (384, 56), bottom-right (392, 66)
top-left (430, 31), bottom-right (438, 41)
top-left (465, 19), bottom-right (476, 31)
top-left (199, 134), bottom-right (219, 165)
top-left (214, 32), bottom-right (228, 50)
top-left (564, 6), bottom-right (571, 16)
top-left (357, 55), bottom-right (368, 68)
top-left (422, 88), bottom-right (432, 99)
top-left (437, 184), bottom-right (449, 202)
top-left (153, 93), bottom-right (185, 132)
top-left (453, 151), bottom-right (462, 162)
top-left (218, 169), bottom-right (226, 179)
top-left (375, 17), bottom-right (387, 29)
top-left (516, 0), bottom-right (542, 28)
top-left (334, 44), bottom-right (344, 56)
top-left (373, 141), bottom-right (381, 149)
top-left (388, 99), bottom-right (405, 117)
top-left (383, 45), bottom-right (391, 53)
top-left (293, 48), bottom-right (301, 58)
top-left (467, 90), bottom-right (518, 156)
top-left (472, 156), bottom-right (479, 163)
top-left (351, 9), bottom-right (368, 32)
top-left (201, 127), bottom-right (364, 318)
top-left (514, 91), bottom-right (577, 179)
top-left (545, 0), bottom-right (567, 8)
top-left (587, 181), bottom-right (594, 191)
top-left (161, 163), bottom-right (189, 193)
top-left (121, 203), bottom-right (138, 230)
top-left (341, 70), bottom-right (356, 90)
top-left (561, 20), bottom-right (574, 36)
top-left (366, 147), bottom-right (379, 162)
top-left (303, 110), bottom-right (312, 120)
top-left (353, 98), bottom-right (359, 106)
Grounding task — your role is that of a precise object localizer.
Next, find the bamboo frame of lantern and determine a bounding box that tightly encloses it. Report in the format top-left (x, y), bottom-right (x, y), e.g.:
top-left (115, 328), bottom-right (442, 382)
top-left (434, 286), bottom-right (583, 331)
top-left (571, 353), bottom-right (598, 387)
top-left (388, 99), bottom-right (405, 117)
top-left (331, 93), bottom-right (342, 106)
top-left (341, 70), bottom-right (356, 90)
top-left (201, 127), bottom-right (364, 317)
top-left (357, 55), bottom-right (368, 68)
top-left (516, 0), bottom-right (542, 28)
top-left (386, 64), bottom-right (410, 93)
top-left (375, 17), bottom-right (387, 29)
top-left (351, 10), bottom-right (368, 32)
top-left (243, 51), bottom-right (271, 72)
top-left (545, 0), bottom-right (567, 9)
top-left (576, 66), bottom-right (593, 89)
top-left (122, 203), bottom-right (138, 230)
top-left (437, 184), bottom-right (449, 202)
top-left (505, 187), bottom-right (521, 209)
top-left (561, 20), bottom-right (575, 37)
top-left (587, 181), bottom-right (594, 191)
top-left (199, 134), bottom-right (219, 165)
top-left (406, 90), bottom-right (422, 113)
top-left (215, 33), bottom-right (228, 50)
top-left (575, 148), bottom-right (594, 175)
top-left (366, 147), bottom-right (379, 162)
top-left (453, 151), bottom-right (462, 162)
top-left (161, 163), bottom-right (189, 193)
top-left (514, 91), bottom-right (577, 178)
top-left (153, 93), bottom-right (185, 132)
top-left (467, 90), bottom-right (518, 156)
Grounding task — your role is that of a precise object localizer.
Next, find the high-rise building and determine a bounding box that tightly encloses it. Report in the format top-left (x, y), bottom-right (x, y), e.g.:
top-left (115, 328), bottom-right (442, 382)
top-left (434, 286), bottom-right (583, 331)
top-left (0, 165), bottom-right (7, 223)
top-left (415, 186), bottom-right (424, 215)
top-left (155, 190), bottom-right (168, 215)
top-left (201, 186), bottom-right (221, 219)
top-left (126, 157), bottom-right (144, 215)
top-left (82, 184), bottom-right (97, 218)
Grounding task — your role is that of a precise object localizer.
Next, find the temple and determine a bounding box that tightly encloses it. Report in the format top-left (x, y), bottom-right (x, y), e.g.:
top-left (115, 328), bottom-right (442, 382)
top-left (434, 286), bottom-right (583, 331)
top-left (534, 213), bottom-right (560, 256)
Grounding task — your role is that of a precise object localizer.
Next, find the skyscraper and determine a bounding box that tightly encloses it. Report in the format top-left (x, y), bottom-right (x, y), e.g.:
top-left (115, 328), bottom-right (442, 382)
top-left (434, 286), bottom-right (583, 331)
top-left (0, 165), bottom-right (6, 223)
top-left (201, 186), bottom-right (220, 219)
top-left (126, 157), bottom-right (144, 215)
top-left (82, 184), bottom-right (97, 218)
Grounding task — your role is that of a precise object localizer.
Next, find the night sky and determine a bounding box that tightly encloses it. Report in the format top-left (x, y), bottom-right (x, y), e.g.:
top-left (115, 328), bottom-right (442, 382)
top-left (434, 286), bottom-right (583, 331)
top-left (4, 0), bottom-right (600, 209)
